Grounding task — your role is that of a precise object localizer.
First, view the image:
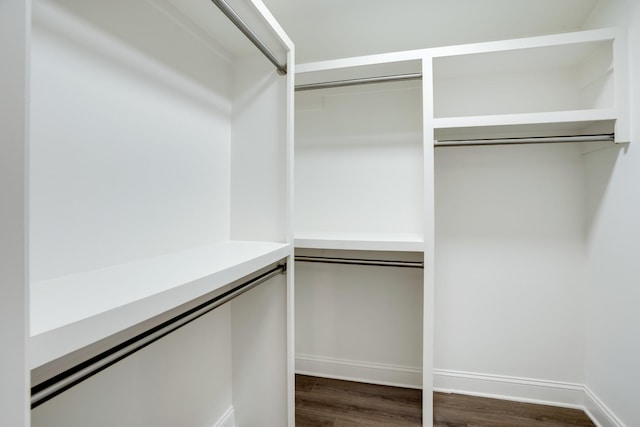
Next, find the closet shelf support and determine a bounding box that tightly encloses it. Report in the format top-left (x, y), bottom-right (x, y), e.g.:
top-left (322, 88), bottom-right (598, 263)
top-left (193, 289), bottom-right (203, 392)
top-left (210, 0), bottom-right (287, 75)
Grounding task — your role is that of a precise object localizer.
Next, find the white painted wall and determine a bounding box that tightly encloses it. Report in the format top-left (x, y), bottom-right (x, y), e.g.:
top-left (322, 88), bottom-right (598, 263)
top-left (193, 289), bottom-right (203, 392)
top-left (434, 143), bottom-right (588, 390)
top-left (29, 0), bottom-right (233, 282)
top-left (231, 56), bottom-right (288, 243)
top-left (435, 69), bottom-right (582, 117)
top-left (0, 0), bottom-right (30, 425)
top-left (582, 1), bottom-right (640, 426)
top-left (295, 82), bottom-right (423, 235)
top-left (295, 259), bottom-right (423, 387)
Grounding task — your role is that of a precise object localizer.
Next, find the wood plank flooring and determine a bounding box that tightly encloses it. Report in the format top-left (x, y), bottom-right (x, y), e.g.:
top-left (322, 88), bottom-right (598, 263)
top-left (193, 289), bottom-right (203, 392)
top-left (295, 375), bottom-right (595, 427)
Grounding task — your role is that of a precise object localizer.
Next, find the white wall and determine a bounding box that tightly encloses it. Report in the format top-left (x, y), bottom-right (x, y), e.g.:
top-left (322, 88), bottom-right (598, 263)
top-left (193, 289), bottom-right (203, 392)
top-left (434, 143), bottom-right (588, 397)
top-left (0, 0), bottom-right (30, 425)
top-left (434, 69), bottom-right (589, 118)
top-left (295, 258), bottom-right (424, 387)
top-left (29, 0), bottom-right (233, 282)
top-left (295, 82), bottom-right (423, 235)
top-left (582, 1), bottom-right (640, 426)
top-left (231, 56), bottom-right (288, 243)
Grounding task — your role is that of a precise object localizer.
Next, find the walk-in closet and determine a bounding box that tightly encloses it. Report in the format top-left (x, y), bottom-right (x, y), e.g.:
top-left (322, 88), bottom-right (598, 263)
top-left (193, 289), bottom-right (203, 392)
top-left (2, 1), bottom-right (640, 427)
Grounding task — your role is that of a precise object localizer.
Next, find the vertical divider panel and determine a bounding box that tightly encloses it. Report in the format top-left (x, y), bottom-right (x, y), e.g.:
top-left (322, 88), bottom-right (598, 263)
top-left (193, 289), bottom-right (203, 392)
top-left (228, 4), bottom-right (295, 423)
top-left (613, 28), bottom-right (630, 143)
top-left (0, 0), bottom-right (30, 425)
top-left (231, 274), bottom-right (288, 426)
top-left (422, 55), bottom-right (436, 427)
top-left (230, 56), bottom-right (288, 243)
top-left (286, 47), bottom-right (296, 427)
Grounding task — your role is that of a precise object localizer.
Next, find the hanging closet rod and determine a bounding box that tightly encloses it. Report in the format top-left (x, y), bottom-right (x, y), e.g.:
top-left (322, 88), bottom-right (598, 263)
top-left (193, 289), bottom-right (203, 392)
top-left (295, 73), bottom-right (422, 92)
top-left (295, 255), bottom-right (424, 269)
top-left (210, 0), bottom-right (287, 75)
top-left (435, 133), bottom-right (615, 147)
top-left (30, 263), bottom-right (287, 409)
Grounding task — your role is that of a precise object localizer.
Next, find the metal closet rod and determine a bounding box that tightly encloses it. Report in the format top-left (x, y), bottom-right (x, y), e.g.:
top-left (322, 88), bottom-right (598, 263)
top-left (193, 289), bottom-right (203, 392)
top-left (295, 255), bottom-right (424, 269)
top-left (210, 0), bottom-right (287, 75)
top-left (435, 133), bottom-right (615, 147)
top-left (295, 73), bottom-right (423, 92)
top-left (30, 263), bottom-right (287, 409)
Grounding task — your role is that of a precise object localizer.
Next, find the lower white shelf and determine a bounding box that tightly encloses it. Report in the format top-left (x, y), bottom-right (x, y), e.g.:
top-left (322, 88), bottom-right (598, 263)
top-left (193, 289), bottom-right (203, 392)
top-left (30, 240), bottom-right (291, 369)
top-left (295, 231), bottom-right (424, 252)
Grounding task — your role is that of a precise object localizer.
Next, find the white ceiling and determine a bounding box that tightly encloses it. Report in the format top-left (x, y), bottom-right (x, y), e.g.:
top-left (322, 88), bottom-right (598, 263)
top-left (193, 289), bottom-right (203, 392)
top-left (261, 0), bottom-right (600, 63)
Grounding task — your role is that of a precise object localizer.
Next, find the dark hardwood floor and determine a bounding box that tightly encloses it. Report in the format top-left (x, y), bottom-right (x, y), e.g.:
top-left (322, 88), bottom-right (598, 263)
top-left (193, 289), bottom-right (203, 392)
top-left (295, 375), bottom-right (595, 427)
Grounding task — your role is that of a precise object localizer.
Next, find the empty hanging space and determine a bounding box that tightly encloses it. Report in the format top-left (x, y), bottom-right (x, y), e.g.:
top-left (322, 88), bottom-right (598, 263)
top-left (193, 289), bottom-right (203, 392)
top-left (434, 142), bottom-right (590, 404)
top-left (295, 248), bottom-right (424, 388)
top-left (29, 0), bottom-right (292, 425)
top-left (431, 28), bottom-right (628, 144)
top-left (293, 59), bottom-right (425, 390)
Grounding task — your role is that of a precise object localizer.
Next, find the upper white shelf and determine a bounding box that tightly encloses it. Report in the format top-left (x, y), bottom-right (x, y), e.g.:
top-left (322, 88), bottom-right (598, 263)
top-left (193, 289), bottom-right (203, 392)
top-left (295, 231), bottom-right (424, 252)
top-left (429, 27), bottom-right (628, 143)
top-left (30, 241), bottom-right (290, 369)
top-left (433, 109), bottom-right (617, 141)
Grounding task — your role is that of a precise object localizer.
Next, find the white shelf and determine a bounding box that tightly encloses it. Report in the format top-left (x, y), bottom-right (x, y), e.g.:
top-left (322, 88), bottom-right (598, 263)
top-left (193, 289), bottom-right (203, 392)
top-left (430, 28), bottom-right (627, 141)
top-left (295, 232), bottom-right (424, 252)
top-left (433, 108), bottom-right (617, 141)
top-left (30, 241), bottom-right (290, 369)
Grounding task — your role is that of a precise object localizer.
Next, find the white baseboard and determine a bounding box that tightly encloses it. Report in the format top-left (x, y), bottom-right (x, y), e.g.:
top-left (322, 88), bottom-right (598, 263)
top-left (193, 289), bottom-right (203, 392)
top-left (213, 406), bottom-right (235, 427)
top-left (584, 386), bottom-right (625, 427)
top-left (296, 357), bottom-right (626, 427)
top-left (433, 368), bottom-right (585, 409)
top-left (295, 353), bottom-right (422, 389)
top-left (434, 369), bottom-right (626, 427)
